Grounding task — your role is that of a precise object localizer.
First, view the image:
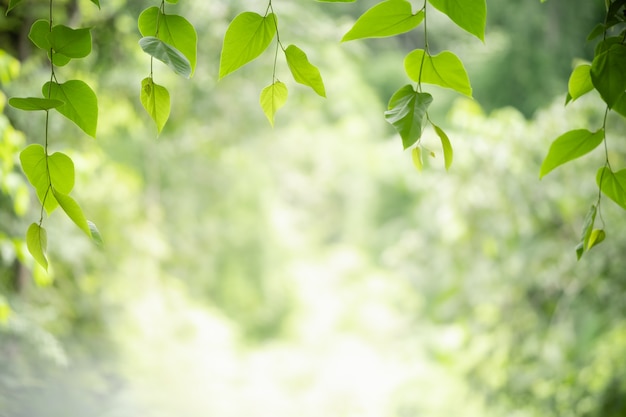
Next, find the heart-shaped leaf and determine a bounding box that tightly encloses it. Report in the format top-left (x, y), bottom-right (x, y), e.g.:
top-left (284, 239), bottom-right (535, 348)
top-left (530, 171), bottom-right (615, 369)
top-left (384, 85), bottom-right (432, 149)
top-left (342, 0), bottom-right (424, 41)
top-left (597, 167), bottom-right (626, 210)
top-left (43, 80), bottom-right (98, 138)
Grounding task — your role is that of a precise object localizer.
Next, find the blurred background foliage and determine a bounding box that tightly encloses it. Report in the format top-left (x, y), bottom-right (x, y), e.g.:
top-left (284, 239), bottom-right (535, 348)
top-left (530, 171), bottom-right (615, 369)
top-left (0, 0), bottom-right (625, 416)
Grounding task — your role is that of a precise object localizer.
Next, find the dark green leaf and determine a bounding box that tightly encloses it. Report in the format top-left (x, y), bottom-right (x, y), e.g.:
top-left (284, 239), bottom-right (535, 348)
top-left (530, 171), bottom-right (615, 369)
top-left (384, 84), bottom-right (432, 149)
top-left (595, 37), bottom-right (622, 56)
top-left (587, 23), bottom-right (606, 41)
top-left (90, 0), bottom-right (100, 9)
top-left (612, 92), bottom-right (626, 118)
top-left (43, 80), bottom-right (98, 138)
top-left (567, 64), bottom-right (594, 102)
top-left (219, 12), bottom-right (277, 79)
top-left (284, 45), bottom-right (326, 98)
top-left (138, 7), bottom-right (198, 75)
top-left (427, 0), bottom-right (486, 41)
top-left (139, 36), bottom-right (192, 78)
top-left (53, 189), bottom-right (92, 237)
top-left (260, 81), bottom-right (288, 126)
top-left (6, 0), bottom-right (24, 14)
top-left (26, 223), bottom-right (48, 270)
top-left (9, 97), bottom-right (64, 111)
top-left (342, 0), bottom-right (424, 41)
top-left (597, 167), bottom-right (626, 210)
top-left (48, 25), bottom-right (91, 58)
top-left (432, 123), bottom-right (453, 170)
top-left (591, 44), bottom-right (626, 108)
top-left (29, 20), bottom-right (51, 50)
top-left (404, 49), bottom-right (472, 97)
top-left (140, 77), bottom-right (171, 134)
top-left (539, 129), bottom-right (604, 178)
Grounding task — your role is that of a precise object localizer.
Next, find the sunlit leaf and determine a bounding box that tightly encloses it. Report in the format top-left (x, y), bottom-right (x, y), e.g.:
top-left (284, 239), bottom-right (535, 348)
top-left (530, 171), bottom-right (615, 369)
top-left (404, 49), bottom-right (472, 97)
top-left (219, 12), bottom-right (277, 79)
top-left (427, 0), bottom-right (486, 41)
top-left (384, 84), bottom-right (432, 149)
top-left (165, 0), bottom-right (179, 3)
top-left (140, 77), bottom-right (171, 134)
top-left (26, 223), bottom-right (48, 270)
top-left (9, 97), bottom-right (64, 111)
top-left (52, 190), bottom-right (91, 237)
top-left (48, 25), bottom-right (91, 59)
top-left (411, 146), bottom-right (423, 171)
top-left (138, 7), bottom-right (198, 75)
top-left (342, 0), bottom-right (424, 41)
top-left (591, 43), bottom-right (626, 108)
top-left (88, 220), bottom-right (104, 246)
top-left (597, 167), bottom-right (626, 210)
top-left (587, 229), bottom-right (606, 250)
top-left (139, 36), bottom-right (192, 78)
top-left (567, 64), bottom-right (594, 102)
top-left (29, 20), bottom-right (51, 50)
top-left (43, 80), bottom-right (98, 138)
top-left (284, 45), bottom-right (326, 97)
top-left (539, 129), bottom-right (604, 178)
top-left (260, 81), bottom-right (288, 127)
top-left (432, 123), bottom-right (453, 170)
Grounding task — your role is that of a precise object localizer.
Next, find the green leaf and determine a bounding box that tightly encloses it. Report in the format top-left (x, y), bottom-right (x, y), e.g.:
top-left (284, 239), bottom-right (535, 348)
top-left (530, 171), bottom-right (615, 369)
top-left (432, 123), bottom-right (453, 170)
top-left (140, 77), bottom-right (171, 134)
top-left (88, 221), bottom-right (104, 246)
top-left (576, 204), bottom-right (597, 260)
top-left (587, 23), bottom-right (606, 41)
top-left (48, 25), bottom-right (91, 59)
top-left (43, 80), bottom-right (98, 138)
top-left (591, 43), bottom-right (626, 108)
top-left (317, 0), bottom-right (356, 2)
top-left (587, 229), bottom-right (606, 250)
top-left (165, 0), bottom-right (179, 3)
top-left (284, 45), bottom-right (326, 98)
top-left (90, 0), bottom-right (100, 9)
top-left (26, 223), bottom-right (48, 271)
top-left (6, 0), bottom-right (24, 14)
top-left (219, 12), bottom-right (277, 79)
top-left (411, 146), bottom-right (423, 171)
top-left (51, 53), bottom-right (72, 67)
top-left (139, 36), bottom-right (192, 78)
top-left (427, 0), bottom-right (486, 41)
top-left (597, 167), bottom-right (626, 210)
top-left (539, 129), bottom-right (604, 178)
top-left (595, 37), bottom-right (622, 56)
top-left (342, 0), bottom-right (425, 41)
top-left (52, 190), bottom-right (91, 237)
top-left (404, 49), bottom-right (472, 97)
top-left (260, 81), bottom-right (288, 127)
top-left (138, 7), bottom-right (198, 75)
top-left (567, 64), bottom-right (594, 102)
top-left (612, 93), bottom-right (626, 118)
top-left (384, 85), bottom-right (432, 149)
top-left (9, 97), bottom-right (64, 111)
top-left (29, 20), bottom-right (51, 50)
top-left (20, 144), bottom-right (75, 214)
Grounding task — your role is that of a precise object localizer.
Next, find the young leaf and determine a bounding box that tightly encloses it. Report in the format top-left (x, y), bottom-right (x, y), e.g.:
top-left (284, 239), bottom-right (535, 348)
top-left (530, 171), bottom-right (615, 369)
top-left (6, 0), bottom-right (24, 14)
top-left (432, 123), bottom-right (453, 170)
top-left (29, 20), bottom-right (51, 51)
top-left (567, 64), bottom-right (594, 102)
top-left (591, 43), bottom-right (626, 108)
top-left (26, 223), bottom-right (48, 271)
top-left (587, 229), bottom-right (606, 250)
top-left (48, 25), bottom-right (91, 59)
top-left (577, 204), bottom-right (597, 260)
top-left (341, 0), bottom-right (425, 41)
top-left (88, 220), bottom-right (104, 246)
top-left (140, 77), bottom-right (171, 134)
top-left (219, 12), bottom-right (277, 79)
top-left (404, 49), bottom-right (472, 97)
top-left (9, 97), bottom-right (64, 111)
top-left (53, 190), bottom-right (92, 237)
top-left (260, 81), bottom-right (288, 126)
top-left (427, 0), bottom-right (486, 41)
top-left (411, 146), bottom-right (423, 171)
top-left (384, 85), bottom-right (432, 149)
top-left (539, 129), bottom-right (604, 178)
top-left (284, 45), bottom-right (326, 97)
top-left (43, 80), bottom-right (98, 138)
top-left (138, 7), bottom-right (198, 75)
top-left (597, 167), bottom-right (626, 210)
top-left (139, 36), bottom-right (192, 78)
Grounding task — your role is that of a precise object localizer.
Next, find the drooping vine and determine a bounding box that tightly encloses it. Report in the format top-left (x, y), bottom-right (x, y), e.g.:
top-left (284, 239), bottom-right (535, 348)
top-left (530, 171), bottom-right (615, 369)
top-left (6, 0), bottom-right (102, 273)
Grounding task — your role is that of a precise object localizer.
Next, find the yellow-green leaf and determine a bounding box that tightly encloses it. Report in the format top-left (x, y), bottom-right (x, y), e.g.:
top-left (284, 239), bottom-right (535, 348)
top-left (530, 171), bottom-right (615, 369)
top-left (567, 64), bottom-right (594, 102)
top-left (284, 45), bottom-right (326, 98)
top-left (427, 0), bottom-right (486, 41)
top-left (342, 0), bottom-right (424, 41)
top-left (260, 81), bottom-right (288, 127)
top-left (26, 223), bottom-right (48, 270)
top-left (539, 129), bottom-right (604, 178)
top-left (140, 77), bottom-right (171, 134)
top-left (404, 49), bottom-right (472, 97)
top-left (432, 123), bottom-right (453, 170)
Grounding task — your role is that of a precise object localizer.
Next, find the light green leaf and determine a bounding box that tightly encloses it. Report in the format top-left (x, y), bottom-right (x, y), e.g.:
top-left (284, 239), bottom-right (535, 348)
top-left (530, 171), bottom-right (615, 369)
top-left (432, 123), bottom-right (453, 170)
top-left (284, 45), bottom-right (326, 97)
top-left (138, 7), bottom-right (198, 75)
top-left (26, 223), bottom-right (48, 270)
top-left (384, 84), bottom-right (432, 149)
top-left (539, 129), bottom-right (604, 178)
top-left (165, 0), bottom-right (179, 3)
top-left (140, 77), bottom-right (171, 134)
top-left (317, 0), bottom-right (356, 2)
top-left (591, 43), bottom-right (626, 108)
top-left (51, 53), bottom-right (72, 66)
top-left (587, 229), bottom-right (606, 250)
top-left (48, 25), bottom-right (91, 59)
top-left (43, 80), bottom-right (98, 138)
top-left (219, 12), bottom-right (277, 79)
top-left (29, 20), bottom-right (51, 50)
top-left (88, 221), bottom-right (104, 246)
top-left (404, 49), bottom-right (472, 97)
top-left (342, 0), bottom-right (424, 41)
top-left (597, 167), bottom-right (626, 210)
top-left (567, 64), bottom-right (594, 102)
top-left (53, 190), bottom-right (91, 237)
top-left (427, 0), bottom-right (486, 41)
top-left (411, 146), bottom-right (423, 171)
top-left (9, 97), bottom-right (64, 111)
top-left (139, 36), bottom-right (192, 78)
top-left (260, 81), bottom-right (288, 126)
